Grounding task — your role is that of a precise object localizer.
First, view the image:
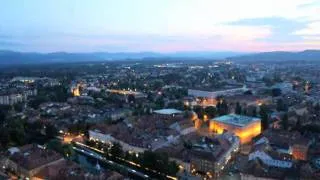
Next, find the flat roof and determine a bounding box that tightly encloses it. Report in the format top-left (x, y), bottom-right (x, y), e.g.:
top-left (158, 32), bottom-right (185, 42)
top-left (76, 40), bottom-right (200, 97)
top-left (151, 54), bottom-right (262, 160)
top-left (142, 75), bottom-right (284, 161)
top-left (153, 108), bottom-right (183, 115)
top-left (211, 114), bottom-right (260, 127)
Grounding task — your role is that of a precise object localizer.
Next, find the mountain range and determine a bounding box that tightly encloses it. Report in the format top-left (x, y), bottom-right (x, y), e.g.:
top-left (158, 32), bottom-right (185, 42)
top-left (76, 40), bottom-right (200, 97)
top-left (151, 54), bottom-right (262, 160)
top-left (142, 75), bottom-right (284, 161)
top-left (0, 50), bottom-right (320, 65)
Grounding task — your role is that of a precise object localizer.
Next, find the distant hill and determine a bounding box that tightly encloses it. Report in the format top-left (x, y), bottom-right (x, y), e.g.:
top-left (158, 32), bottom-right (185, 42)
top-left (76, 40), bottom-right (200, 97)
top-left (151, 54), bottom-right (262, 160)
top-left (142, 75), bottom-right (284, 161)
top-left (0, 50), bottom-right (243, 65)
top-left (228, 50), bottom-right (320, 62)
top-left (1, 50), bottom-right (319, 65)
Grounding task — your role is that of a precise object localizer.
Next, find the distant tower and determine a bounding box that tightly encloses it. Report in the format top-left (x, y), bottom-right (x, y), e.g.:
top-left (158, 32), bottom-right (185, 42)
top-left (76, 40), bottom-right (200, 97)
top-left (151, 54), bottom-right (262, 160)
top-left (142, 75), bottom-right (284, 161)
top-left (95, 160), bottom-right (101, 172)
top-left (304, 81), bottom-right (310, 94)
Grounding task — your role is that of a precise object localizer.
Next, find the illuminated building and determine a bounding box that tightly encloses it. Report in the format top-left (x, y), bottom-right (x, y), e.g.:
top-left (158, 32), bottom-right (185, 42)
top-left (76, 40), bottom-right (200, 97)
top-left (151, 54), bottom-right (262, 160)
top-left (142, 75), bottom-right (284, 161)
top-left (72, 85), bottom-right (80, 96)
top-left (209, 114), bottom-right (261, 144)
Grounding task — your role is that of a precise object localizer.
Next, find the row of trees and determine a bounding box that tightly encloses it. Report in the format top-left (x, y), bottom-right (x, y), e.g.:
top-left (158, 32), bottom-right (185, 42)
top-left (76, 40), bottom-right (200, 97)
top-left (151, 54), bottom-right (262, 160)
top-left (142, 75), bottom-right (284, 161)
top-left (87, 140), bottom-right (179, 176)
top-left (47, 139), bottom-right (75, 159)
top-left (28, 85), bottom-right (72, 109)
top-left (0, 117), bottom-right (58, 149)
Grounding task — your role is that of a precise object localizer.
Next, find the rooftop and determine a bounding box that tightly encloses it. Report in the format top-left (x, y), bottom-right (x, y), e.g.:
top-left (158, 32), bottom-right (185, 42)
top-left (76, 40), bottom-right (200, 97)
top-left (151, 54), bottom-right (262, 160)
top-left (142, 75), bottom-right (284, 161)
top-left (212, 114), bottom-right (260, 127)
top-left (9, 144), bottom-right (63, 170)
top-left (153, 108), bottom-right (183, 115)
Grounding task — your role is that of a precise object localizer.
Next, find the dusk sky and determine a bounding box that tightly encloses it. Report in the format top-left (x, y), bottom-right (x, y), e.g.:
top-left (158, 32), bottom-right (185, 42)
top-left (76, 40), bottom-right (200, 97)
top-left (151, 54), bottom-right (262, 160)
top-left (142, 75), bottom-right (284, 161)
top-left (1, 0), bottom-right (320, 52)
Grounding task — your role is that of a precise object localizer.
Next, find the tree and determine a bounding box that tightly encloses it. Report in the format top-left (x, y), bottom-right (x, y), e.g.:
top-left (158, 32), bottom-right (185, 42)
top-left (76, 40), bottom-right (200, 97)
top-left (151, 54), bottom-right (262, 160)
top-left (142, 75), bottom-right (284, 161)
top-left (242, 108), bottom-right (247, 115)
top-left (0, 106), bottom-right (10, 124)
top-left (8, 119), bottom-right (26, 145)
top-left (315, 103), bottom-right (320, 117)
top-left (45, 123), bottom-right (58, 139)
top-left (62, 144), bottom-right (75, 159)
top-left (260, 105), bottom-right (269, 131)
top-left (168, 161), bottom-right (179, 175)
top-left (276, 99), bottom-right (288, 112)
top-left (216, 95), bottom-right (224, 102)
top-left (218, 100), bottom-right (228, 115)
top-left (204, 106), bottom-right (217, 119)
top-left (110, 142), bottom-right (123, 158)
top-left (183, 140), bottom-right (192, 149)
top-left (252, 107), bottom-right (257, 117)
top-left (0, 128), bottom-right (10, 148)
top-left (47, 139), bottom-right (64, 154)
top-left (13, 103), bottom-right (24, 112)
top-left (235, 102), bottom-right (242, 114)
top-left (127, 94), bottom-right (135, 103)
top-left (217, 100), bottom-right (229, 115)
top-left (244, 90), bottom-right (253, 95)
top-left (155, 97), bottom-right (165, 109)
top-left (47, 139), bottom-right (75, 159)
top-left (282, 113), bottom-right (289, 130)
top-left (272, 88), bottom-right (282, 97)
top-left (28, 96), bottom-right (48, 109)
top-left (193, 106), bottom-right (205, 119)
top-left (295, 116), bottom-right (302, 130)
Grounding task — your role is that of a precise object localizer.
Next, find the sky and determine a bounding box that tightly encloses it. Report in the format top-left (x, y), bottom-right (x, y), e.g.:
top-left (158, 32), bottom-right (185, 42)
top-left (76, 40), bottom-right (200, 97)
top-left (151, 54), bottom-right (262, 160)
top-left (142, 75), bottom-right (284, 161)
top-left (0, 0), bottom-right (320, 53)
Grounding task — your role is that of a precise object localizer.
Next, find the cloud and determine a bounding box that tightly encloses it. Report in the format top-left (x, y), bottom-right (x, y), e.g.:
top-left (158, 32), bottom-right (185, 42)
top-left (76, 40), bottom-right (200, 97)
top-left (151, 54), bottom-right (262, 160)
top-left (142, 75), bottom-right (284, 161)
top-left (294, 21), bottom-right (320, 36)
top-left (1, 0), bottom-right (320, 52)
top-left (228, 17), bottom-right (307, 43)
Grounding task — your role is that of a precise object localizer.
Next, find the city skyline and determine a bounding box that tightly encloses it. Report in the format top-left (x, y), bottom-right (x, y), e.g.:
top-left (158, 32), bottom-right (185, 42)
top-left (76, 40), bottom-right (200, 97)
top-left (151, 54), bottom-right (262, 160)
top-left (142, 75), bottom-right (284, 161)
top-left (1, 0), bottom-right (320, 52)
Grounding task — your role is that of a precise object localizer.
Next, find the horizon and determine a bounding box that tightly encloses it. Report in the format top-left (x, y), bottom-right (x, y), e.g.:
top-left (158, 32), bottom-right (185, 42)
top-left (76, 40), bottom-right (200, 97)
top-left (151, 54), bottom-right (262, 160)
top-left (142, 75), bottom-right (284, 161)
top-left (1, 0), bottom-right (320, 53)
top-left (0, 49), bottom-right (319, 55)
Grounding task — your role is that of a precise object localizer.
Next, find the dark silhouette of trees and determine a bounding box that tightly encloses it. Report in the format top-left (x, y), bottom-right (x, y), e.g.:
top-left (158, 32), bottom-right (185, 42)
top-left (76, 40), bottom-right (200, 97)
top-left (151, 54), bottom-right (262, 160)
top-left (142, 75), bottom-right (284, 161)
top-left (276, 99), bottom-right (288, 112)
top-left (295, 116), bottom-right (302, 130)
top-left (252, 107), bottom-right (257, 117)
top-left (272, 88), bottom-right (282, 97)
top-left (110, 142), bottom-right (123, 158)
top-left (217, 100), bottom-right (228, 115)
top-left (127, 94), bottom-right (135, 103)
top-left (235, 102), bottom-right (242, 114)
top-left (47, 139), bottom-right (75, 159)
top-left (259, 105), bottom-right (269, 131)
top-left (45, 123), bottom-right (58, 139)
top-left (204, 106), bottom-right (217, 119)
top-left (282, 113), bottom-right (289, 130)
top-left (193, 105), bottom-right (205, 119)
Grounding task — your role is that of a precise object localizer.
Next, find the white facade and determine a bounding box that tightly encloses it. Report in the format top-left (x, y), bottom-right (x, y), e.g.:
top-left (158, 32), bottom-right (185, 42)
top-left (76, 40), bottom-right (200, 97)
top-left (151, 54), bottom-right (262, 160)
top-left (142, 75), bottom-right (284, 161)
top-left (216, 135), bottom-right (240, 171)
top-left (180, 127), bottom-right (196, 135)
top-left (249, 150), bottom-right (292, 168)
top-left (89, 130), bottom-right (147, 153)
top-left (0, 90), bottom-right (37, 105)
top-left (188, 86), bottom-right (248, 98)
top-left (0, 94), bottom-right (24, 105)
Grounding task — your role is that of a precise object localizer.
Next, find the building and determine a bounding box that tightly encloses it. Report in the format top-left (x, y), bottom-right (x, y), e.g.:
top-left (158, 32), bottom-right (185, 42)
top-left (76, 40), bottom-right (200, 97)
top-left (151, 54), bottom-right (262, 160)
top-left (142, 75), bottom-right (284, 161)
top-left (188, 86), bottom-right (248, 99)
top-left (153, 108), bottom-right (183, 116)
top-left (0, 94), bottom-right (25, 105)
top-left (89, 126), bottom-right (148, 153)
top-left (249, 150), bottom-right (293, 168)
top-left (1, 144), bottom-right (64, 179)
top-left (105, 108), bottom-right (132, 121)
top-left (33, 159), bottom-right (122, 180)
top-left (10, 77), bottom-right (39, 83)
top-left (210, 114), bottom-right (261, 144)
top-left (0, 88), bottom-right (37, 105)
top-left (190, 132), bottom-right (240, 176)
top-left (255, 130), bottom-right (311, 161)
top-left (271, 82), bottom-right (293, 93)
